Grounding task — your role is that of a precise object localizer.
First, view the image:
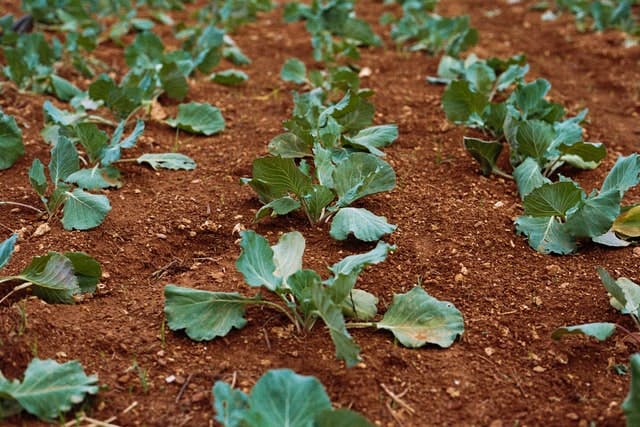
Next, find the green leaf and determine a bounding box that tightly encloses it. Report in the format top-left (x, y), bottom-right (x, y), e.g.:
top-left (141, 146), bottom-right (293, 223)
top-left (164, 285), bottom-right (254, 341)
top-left (341, 289), bottom-right (378, 321)
top-left (288, 269), bottom-right (321, 318)
top-left (0, 234), bottom-right (18, 270)
top-left (166, 102), bottom-right (225, 136)
top-left (17, 253), bottom-right (80, 304)
top-left (267, 133), bottom-right (311, 158)
top-left (377, 287), bottom-right (464, 348)
top-left (28, 159), bottom-right (47, 197)
top-left (513, 157), bottom-right (550, 198)
top-left (0, 358), bottom-right (98, 421)
top-left (212, 381), bottom-right (248, 427)
top-left (272, 231), bottom-right (305, 283)
top-left (63, 252), bottom-right (101, 294)
top-left (0, 111), bottom-right (24, 170)
top-left (523, 181), bottom-right (583, 218)
top-left (74, 123), bottom-right (109, 164)
top-left (565, 190), bottom-right (621, 238)
top-left (159, 61), bottom-right (189, 101)
top-left (61, 189), bottom-right (111, 231)
top-left (248, 157), bottom-right (312, 203)
top-left (255, 197), bottom-right (301, 221)
top-left (613, 205), bottom-right (640, 238)
top-left (345, 125), bottom-right (398, 157)
top-left (49, 137), bottom-right (79, 185)
top-left (43, 101), bottom-right (86, 126)
top-left (442, 80), bottom-right (488, 124)
top-left (515, 215), bottom-right (577, 254)
top-left (330, 208), bottom-right (396, 242)
top-left (598, 267), bottom-right (640, 316)
top-left (101, 120), bottom-right (145, 166)
top-left (559, 141), bottom-right (606, 170)
top-left (302, 185), bottom-right (334, 223)
top-left (136, 153), bottom-right (196, 171)
top-left (601, 154), bottom-right (640, 196)
top-left (236, 230), bottom-right (280, 291)
top-left (333, 153), bottom-right (396, 207)
top-left (65, 166), bottom-right (123, 190)
top-left (515, 120), bottom-right (554, 164)
top-left (210, 69), bottom-right (248, 86)
top-left (310, 282), bottom-right (361, 367)
top-left (50, 75), bottom-right (82, 102)
top-left (315, 408), bottom-right (375, 427)
top-left (512, 79), bottom-right (551, 118)
top-left (551, 323), bottom-right (616, 341)
top-left (330, 241), bottom-right (394, 280)
top-left (463, 137), bottom-right (503, 177)
top-left (281, 58), bottom-right (307, 84)
top-left (623, 353), bottom-right (640, 426)
top-left (243, 369), bottom-right (331, 427)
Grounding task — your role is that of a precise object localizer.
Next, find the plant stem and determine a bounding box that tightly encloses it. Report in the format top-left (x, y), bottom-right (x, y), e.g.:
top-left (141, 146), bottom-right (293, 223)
top-left (86, 115), bottom-right (117, 127)
top-left (254, 300), bottom-right (301, 333)
top-left (345, 322), bottom-right (377, 329)
top-left (0, 201), bottom-right (44, 214)
top-left (0, 282), bottom-right (32, 305)
top-left (492, 168), bottom-right (514, 180)
top-left (111, 158), bottom-right (138, 164)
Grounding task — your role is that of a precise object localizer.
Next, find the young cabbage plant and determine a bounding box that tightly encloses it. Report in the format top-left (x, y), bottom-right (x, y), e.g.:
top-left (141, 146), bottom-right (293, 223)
top-left (0, 358), bottom-right (98, 421)
top-left (283, 0), bottom-right (381, 63)
top-left (515, 154), bottom-right (640, 254)
top-left (625, 353), bottom-right (640, 427)
top-left (0, 234), bottom-right (101, 305)
top-left (213, 368), bottom-right (374, 427)
top-left (244, 89), bottom-right (399, 241)
top-left (387, 1), bottom-right (477, 57)
top-left (164, 231), bottom-right (464, 367)
top-left (552, 267), bottom-right (640, 345)
top-left (551, 0), bottom-right (638, 34)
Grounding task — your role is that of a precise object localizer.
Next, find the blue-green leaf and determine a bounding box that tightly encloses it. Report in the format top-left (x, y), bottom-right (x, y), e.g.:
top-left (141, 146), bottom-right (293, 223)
top-left (61, 189), bottom-right (111, 231)
top-left (463, 137), bottom-right (503, 177)
top-left (333, 153), bottom-right (396, 207)
top-left (623, 353), bottom-right (640, 426)
top-left (565, 190), bottom-right (621, 238)
top-left (515, 215), bottom-right (577, 254)
top-left (513, 157), bottom-right (550, 198)
top-left (236, 231), bottom-right (280, 291)
top-left (166, 102), bottom-right (225, 136)
top-left (0, 111), bottom-right (24, 170)
top-left (330, 207), bottom-right (396, 242)
top-left (210, 69), bottom-right (248, 86)
top-left (280, 58), bottom-right (307, 84)
top-left (0, 234), bottom-right (18, 270)
top-left (601, 154), bottom-right (640, 196)
top-left (551, 323), bottom-right (616, 341)
top-left (49, 137), bottom-right (79, 185)
top-left (136, 153), bottom-right (196, 171)
top-left (522, 181), bottom-right (583, 218)
top-left (212, 381), bottom-right (248, 427)
top-left (164, 285), bottom-right (254, 341)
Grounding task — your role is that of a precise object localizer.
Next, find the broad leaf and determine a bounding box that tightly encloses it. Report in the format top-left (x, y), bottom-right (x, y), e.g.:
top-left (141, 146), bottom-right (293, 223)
top-left (159, 61), bottom-right (188, 100)
top-left (442, 80), bottom-right (488, 125)
top-left (345, 125), bottom-right (398, 157)
top-left (210, 69), bottom-right (248, 86)
top-left (623, 353), bottom-right (640, 426)
top-left (255, 197), bottom-right (301, 221)
top-left (310, 282), bottom-right (361, 367)
top-left (515, 215), bottom-right (577, 254)
top-left (333, 153), bottom-right (396, 207)
top-left (248, 157), bottom-right (312, 203)
top-left (281, 58), bottom-right (307, 84)
top-left (516, 120), bottom-right (554, 164)
top-left (166, 102), bottom-right (225, 136)
top-left (522, 181), bottom-right (583, 218)
top-left (0, 234), bottom-right (18, 270)
top-left (101, 120), bottom-right (145, 166)
top-left (601, 154), bottom-right (640, 196)
top-left (559, 141), bottom-right (606, 170)
top-left (565, 190), bottom-right (621, 238)
top-left (0, 358), bottom-right (98, 421)
top-left (315, 409), bottom-right (375, 427)
top-left (513, 157), bottom-right (550, 198)
top-left (551, 323), bottom-right (616, 341)
top-left (463, 137), bottom-right (503, 177)
top-left (66, 166), bottom-right (123, 190)
top-left (236, 231), bottom-right (280, 291)
top-left (17, 253), bottom-right (80, 304)
top-left (50, 75), bottom-right (81, 101)
top-left (341, 289), bottom-right (378, 321)
top-left (28, 159), bottom-right (47, 196)
top-left (43, 101), bottom-right (86, 126)
top-left (212, 381), bottom-right (248, 427)
top-left (272, 231), bottom-right (305, 283)
top-left (136, 153), bottom-right (196, 170)
top-left (268, 133), bottom-right (311, 158)
top-left (243, 369), bottom-right (331, 427)
top-left (330, 241), bottom-right (395, 277)
top-left (613, 205), bottom-right (640, 238)
top-left (49, 137), bottom-right (79, 184)
top-left (62, 189), bottom-right (111, 231)
top-left (598, 267), bottom-right (640, 316)
top-left (512, 79), bottom-right (551, 119)
top-left (377, 287), bottom-right (464, 348)
top-left (592, 230), bottom-right (632, 247)
top-left (330, 207), bottom-right (396, 242)
top-left (0, 111), bottom-right (24, 170)
top-left (164, 285), bottom-right (254, 341)
top-left (302, 185), bottom-right (334, 223)
top-left (63, 252), bottom-right (101, 294)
